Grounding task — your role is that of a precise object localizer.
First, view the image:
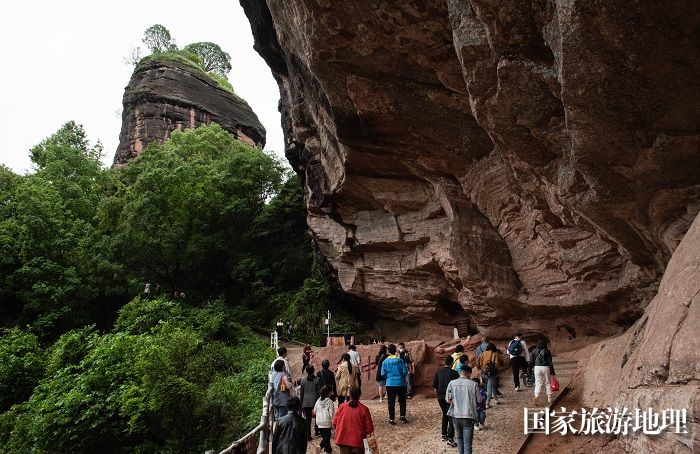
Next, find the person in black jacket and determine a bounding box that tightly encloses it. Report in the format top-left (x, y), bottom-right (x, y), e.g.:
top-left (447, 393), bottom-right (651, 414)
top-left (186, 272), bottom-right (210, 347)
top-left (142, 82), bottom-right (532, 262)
top-left (432, 355), bottom-right (459, 447)
top-left (375, 344), bottom-right (388, 402)
top-left (272, 397), bottom-right (308, 454)
top-left (299, 365), bottom-right (321, 440)
top-left (529, 337), bottom-right (556, 404)
top-left (316, 359), bottom-right (337, 399)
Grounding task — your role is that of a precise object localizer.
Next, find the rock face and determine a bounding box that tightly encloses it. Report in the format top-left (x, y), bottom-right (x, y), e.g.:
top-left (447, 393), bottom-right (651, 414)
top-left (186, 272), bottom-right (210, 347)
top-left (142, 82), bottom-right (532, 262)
top-left (113, 58), bottom-right (266, 166)
top-left (576, 212), bottom-right (699, 453)
top-left (240, 0), bottom-right (700, 339)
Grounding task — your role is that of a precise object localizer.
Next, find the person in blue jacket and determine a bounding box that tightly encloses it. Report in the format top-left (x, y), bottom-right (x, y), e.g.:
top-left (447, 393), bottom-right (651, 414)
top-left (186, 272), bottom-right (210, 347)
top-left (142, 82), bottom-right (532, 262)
top-left (380, 343), bottom-right (409, 424)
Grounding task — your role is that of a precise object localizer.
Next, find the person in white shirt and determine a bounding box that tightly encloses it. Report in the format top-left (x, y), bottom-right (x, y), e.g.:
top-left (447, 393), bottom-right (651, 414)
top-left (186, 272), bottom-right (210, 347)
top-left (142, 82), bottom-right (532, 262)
top-left (347, 344), bottom-right (360, 367)
top-left (313, 386), bottom-right (336, 453)
top-left (270, 346), bottom-right (293, 381)
top-left (348, 344), bottom-right (361, 388)
top-left (507, 333), bottom-right (530, 391)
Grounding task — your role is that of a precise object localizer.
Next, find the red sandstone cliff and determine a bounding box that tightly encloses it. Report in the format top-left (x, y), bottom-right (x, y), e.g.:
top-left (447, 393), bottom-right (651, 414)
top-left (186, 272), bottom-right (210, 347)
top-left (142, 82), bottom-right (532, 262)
top-left (113, 57), bottom-right (266, 166)
top-left (240, 0), bottom-right (700, 342)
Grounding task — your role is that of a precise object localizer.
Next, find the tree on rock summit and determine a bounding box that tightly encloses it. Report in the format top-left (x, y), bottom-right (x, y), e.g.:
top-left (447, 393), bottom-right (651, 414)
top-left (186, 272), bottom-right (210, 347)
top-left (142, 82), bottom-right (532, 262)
top-left (184, 42), bottom-right (232, 76)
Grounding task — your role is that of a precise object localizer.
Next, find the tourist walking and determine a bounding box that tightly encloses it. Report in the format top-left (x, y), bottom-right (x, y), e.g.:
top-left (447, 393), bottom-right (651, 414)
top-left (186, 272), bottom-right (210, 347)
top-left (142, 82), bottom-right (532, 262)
top-left (451, 344), bottom-right (465, 370)
top-left (474, 336), bottom-right (489, 359)
top-left (286, 321), bottom-right (293, 342)
top-left (335, 353), bottom-right (359, 405)
top-left (272, 397), bottom-right (307, 454)
top-left (375, 344), bottom-right (388, 402)
top-left (530, 337), bottom-right (557, 404)
top-left (302, 345), bottom-right (313, 375)
top-left (270, 347), bottom-right (293, 381)
top-left (333, 387), bottom-right (375, 454)
top-left (398, 342), bottom-right (415, 398)
top-left (347, 345), bottom-right (361, 367)
top-left (271, 359), bottom-right (294, 419)
top-left (300, 365), bottom-right (321, 441)
top-left (455, 354), bottom-right (469, 374)
top-left (317, 359), bottom-right (337, 398)
top-left (507, 333), bottom-right (530, 391)
top-left (314, 386), bottom-right (336, 453)
top-left (380, 343), bottom-right (409, 424)
top-left (472, 378), bottom-right (488, 430)
top-left (348, 345), bottom-right (361, 388)
top-left (432, 355), bottom-right (459, 447)
top-left (446, 365), bottom-right (480, 454)
top-left (476, 343), bottom-right (501, 407)
top-left (475, 336), bottom-right (502, 397)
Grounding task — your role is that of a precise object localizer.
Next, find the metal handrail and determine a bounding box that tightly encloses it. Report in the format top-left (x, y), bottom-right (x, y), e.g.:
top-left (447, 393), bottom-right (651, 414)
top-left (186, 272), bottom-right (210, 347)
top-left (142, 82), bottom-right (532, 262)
top-left (218, 382), bottom-right (275, 454)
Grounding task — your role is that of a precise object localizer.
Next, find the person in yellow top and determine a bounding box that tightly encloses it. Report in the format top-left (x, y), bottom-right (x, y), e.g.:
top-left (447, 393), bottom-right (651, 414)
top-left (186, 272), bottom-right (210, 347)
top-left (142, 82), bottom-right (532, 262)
top-left (476, 343), bottom-right (501, 407)
top-left (451, 344), bottom-right (465, 370)
top-left (335, 353), bottom-right (360, 405)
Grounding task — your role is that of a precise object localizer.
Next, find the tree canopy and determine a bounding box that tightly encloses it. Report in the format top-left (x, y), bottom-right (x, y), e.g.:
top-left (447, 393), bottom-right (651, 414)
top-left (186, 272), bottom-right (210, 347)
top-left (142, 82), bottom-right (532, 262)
top-left (184, 42), bottom-right (232, 77)
top-left (142, 24), bottom-right (176, 54)
top-left (0, 122), bottom-right (361, 452)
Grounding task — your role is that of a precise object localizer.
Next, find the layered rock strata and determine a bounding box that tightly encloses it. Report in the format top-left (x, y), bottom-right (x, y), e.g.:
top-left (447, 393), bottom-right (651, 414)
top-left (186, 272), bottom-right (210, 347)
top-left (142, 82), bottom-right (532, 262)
top-left (113, 58), bottom-right (265, 166)
top-left (577, 212), bottom-right (699, 453)
top-left (240, 0), bottom-right (700, 339)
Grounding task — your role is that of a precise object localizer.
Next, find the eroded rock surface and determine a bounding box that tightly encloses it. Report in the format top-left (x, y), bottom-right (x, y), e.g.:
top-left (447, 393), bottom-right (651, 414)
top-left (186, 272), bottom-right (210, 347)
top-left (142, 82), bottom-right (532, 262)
top-left (240, 0), bottom-right (700, 339)
top-left (113, 58), bottom-right (265, 166)
top-left (576, 212), bottom-right (700, 453)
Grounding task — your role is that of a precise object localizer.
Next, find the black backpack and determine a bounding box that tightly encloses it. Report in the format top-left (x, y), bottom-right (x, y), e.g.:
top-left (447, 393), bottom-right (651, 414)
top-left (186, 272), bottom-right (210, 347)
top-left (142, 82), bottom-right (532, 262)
top-left (484, 356), bottom-right (498, 377)
top-left (507, 339), bottom-right (523, 356)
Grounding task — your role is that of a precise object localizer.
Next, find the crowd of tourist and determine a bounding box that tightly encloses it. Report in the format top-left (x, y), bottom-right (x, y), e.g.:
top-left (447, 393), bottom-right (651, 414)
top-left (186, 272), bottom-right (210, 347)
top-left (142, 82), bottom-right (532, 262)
top-left (268, 333), bottom-right (556, 454)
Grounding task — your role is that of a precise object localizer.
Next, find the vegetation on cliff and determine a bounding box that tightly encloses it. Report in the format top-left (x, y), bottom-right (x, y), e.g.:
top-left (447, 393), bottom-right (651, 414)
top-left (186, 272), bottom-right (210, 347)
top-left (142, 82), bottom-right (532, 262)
top-left (129, 24), bottom-right (236, 95)
top-left (0, 122), bottom-right (358, 452)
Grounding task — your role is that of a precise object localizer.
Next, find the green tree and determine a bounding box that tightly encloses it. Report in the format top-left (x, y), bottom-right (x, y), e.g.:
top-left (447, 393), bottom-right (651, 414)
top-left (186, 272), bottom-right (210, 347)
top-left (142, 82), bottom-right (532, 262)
top-left (142, 24), bottom-right (176, 54)
top-left (0, 298), bottom-right (274, 453)
top-left (184, 42), bottom-right (232, 76)
top-left (0, 328), bottom-right (45, 412)
top-left (0, 122), bottom-right (112, 335)
top-left (105, 123), bottom-right (284, 296)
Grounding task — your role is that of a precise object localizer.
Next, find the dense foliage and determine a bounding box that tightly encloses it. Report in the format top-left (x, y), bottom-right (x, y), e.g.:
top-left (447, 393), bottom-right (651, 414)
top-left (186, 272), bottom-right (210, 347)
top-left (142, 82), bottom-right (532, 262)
top-left (0, 122), bottom-right (359, 452)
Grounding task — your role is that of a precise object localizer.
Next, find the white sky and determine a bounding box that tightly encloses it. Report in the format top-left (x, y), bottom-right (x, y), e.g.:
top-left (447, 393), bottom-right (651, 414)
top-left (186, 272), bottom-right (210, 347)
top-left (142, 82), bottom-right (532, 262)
top-left (0, 0), bottom-right (283, 174)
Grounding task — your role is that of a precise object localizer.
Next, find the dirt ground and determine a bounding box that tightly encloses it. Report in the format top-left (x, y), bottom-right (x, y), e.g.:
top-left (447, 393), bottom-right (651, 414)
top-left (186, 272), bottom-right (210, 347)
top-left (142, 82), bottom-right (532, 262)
top-left (304, 356), bottom-right (579, 454)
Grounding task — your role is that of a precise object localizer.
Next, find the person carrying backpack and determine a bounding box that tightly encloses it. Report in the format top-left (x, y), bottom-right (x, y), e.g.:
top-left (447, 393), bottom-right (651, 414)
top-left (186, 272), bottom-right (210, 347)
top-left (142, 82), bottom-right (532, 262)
top-left (529, 337), bottom-right (557, 405)
top-left (476, 343), bottom-right (501, 407)
top-left (507, 333), bottom-right (530, 391)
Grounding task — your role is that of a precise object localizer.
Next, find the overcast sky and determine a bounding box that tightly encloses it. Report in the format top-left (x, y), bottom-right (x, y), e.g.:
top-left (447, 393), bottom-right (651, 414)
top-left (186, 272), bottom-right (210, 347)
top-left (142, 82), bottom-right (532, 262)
top-left (0, 0), bottom-right (283, 174)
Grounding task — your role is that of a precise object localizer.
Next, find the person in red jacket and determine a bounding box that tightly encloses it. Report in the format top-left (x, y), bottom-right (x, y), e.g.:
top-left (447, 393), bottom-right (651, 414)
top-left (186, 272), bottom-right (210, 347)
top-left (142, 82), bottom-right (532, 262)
top-left (332, 386), bottom-right (374, 454)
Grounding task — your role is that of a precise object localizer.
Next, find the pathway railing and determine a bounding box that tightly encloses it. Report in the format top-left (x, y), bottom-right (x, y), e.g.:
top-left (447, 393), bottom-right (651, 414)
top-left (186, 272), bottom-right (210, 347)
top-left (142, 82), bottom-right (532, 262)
top-left (217, 382), bottom-right (274, 454)
top-left (270, 331), bottom-right (279, 351)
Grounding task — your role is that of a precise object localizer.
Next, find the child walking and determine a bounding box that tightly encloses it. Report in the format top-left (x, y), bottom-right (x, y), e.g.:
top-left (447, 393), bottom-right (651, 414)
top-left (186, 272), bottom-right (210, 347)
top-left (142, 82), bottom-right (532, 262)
top-left (314, 386), bottom-right (336, 453)
top-left (472, 378), bottom-right (488, 430)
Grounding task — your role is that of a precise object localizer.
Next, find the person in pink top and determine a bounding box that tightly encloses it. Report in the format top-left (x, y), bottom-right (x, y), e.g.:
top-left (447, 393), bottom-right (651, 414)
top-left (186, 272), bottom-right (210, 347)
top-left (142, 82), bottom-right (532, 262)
top-left (332, 387), bottom-right (374, 454)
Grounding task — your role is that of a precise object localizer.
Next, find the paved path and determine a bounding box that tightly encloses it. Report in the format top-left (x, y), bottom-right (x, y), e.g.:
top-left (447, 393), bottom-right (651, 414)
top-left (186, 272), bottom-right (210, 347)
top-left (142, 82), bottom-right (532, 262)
top-left (304, 356), bottom-right (578, 454)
